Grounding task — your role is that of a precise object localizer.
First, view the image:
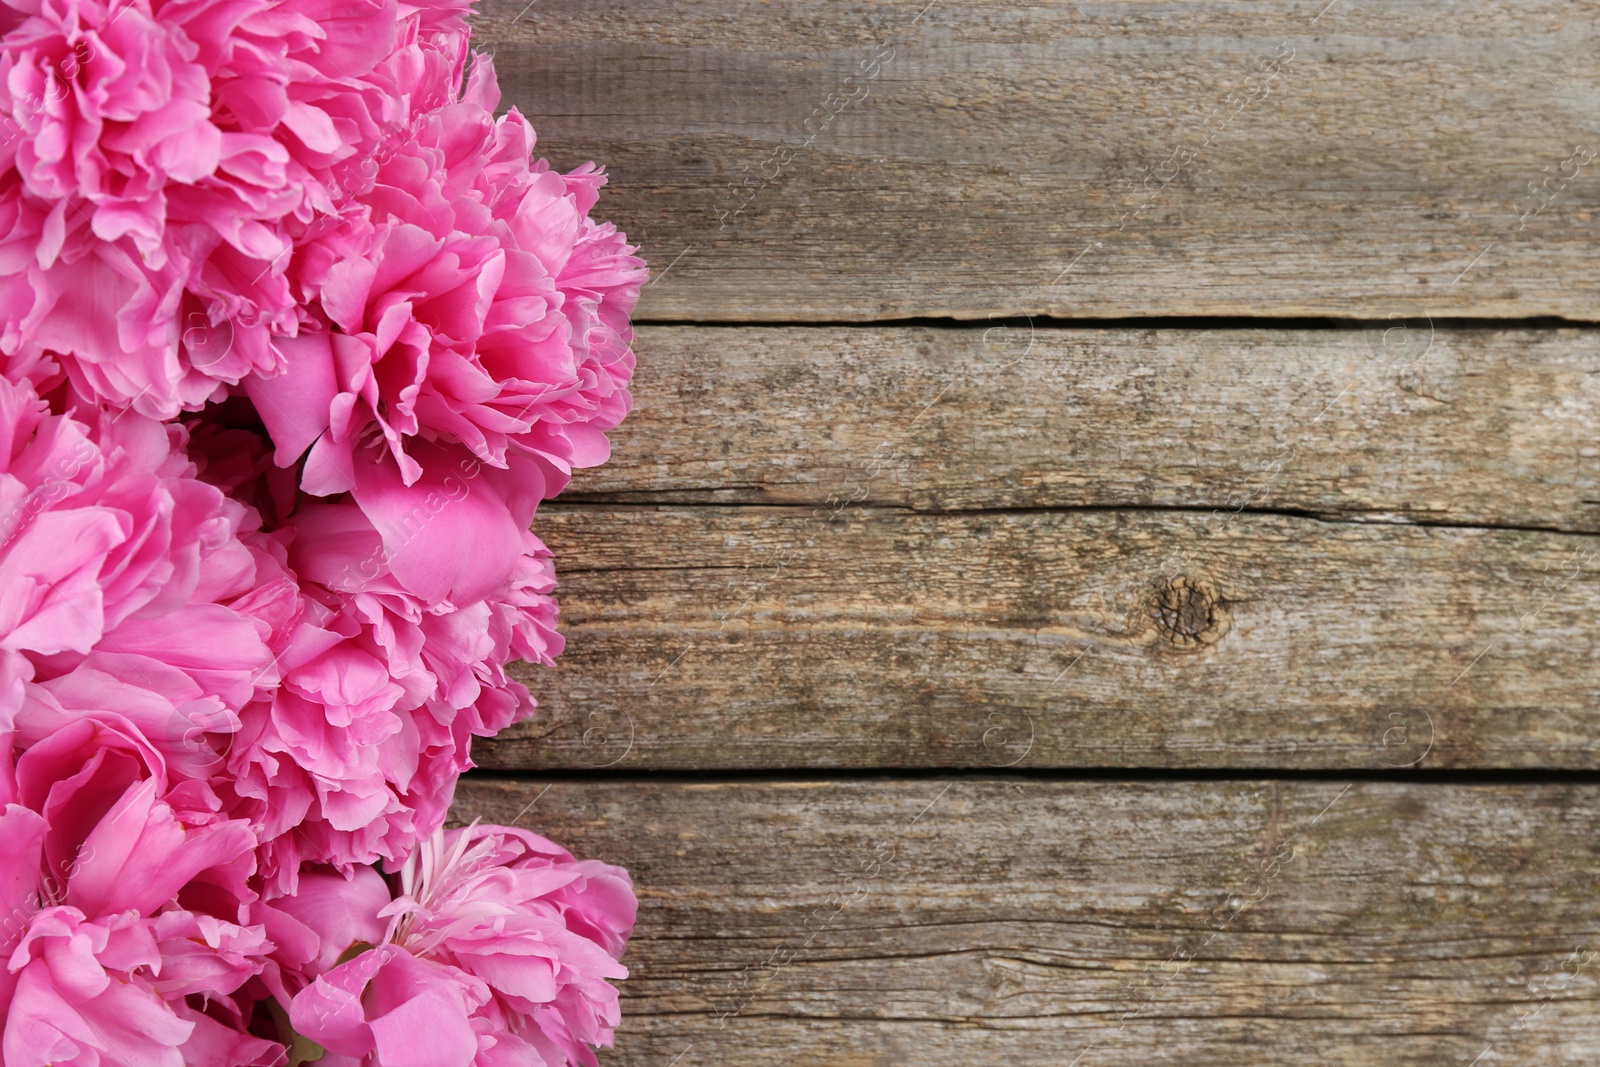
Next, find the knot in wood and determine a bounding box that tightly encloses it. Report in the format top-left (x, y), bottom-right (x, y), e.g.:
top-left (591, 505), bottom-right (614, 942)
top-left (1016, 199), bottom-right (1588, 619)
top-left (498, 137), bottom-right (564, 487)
top-left (1149, 575), bottom-right (1229, 650)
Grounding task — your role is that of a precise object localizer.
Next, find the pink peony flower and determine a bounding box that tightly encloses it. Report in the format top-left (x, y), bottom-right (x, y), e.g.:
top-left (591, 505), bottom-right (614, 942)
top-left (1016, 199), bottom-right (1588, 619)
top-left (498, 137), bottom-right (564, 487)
top-left (229, 515), bottom-right (563, 891)
top-left (0, 372), bottom-right (294, 781)
top-left (0, 374), bottom-right (557, 899)
top-left (247, 51), bottom-right (644, 599)
top-left (184, 419), bottom-right (563, 892)
top-left (0, 0), bottom-right (474, 418)
top-left (0, 707), bottom-right (281, 1065)
top-left (287, 823), bottom-right (635, 1067)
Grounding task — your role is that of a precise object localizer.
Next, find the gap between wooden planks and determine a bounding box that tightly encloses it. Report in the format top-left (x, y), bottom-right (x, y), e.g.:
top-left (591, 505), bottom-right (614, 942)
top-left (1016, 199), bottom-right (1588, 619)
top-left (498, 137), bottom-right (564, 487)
top-left (455, 776), bottom-right (1600, 1067)
top-left (474, 0), bottom-right (1600, 320)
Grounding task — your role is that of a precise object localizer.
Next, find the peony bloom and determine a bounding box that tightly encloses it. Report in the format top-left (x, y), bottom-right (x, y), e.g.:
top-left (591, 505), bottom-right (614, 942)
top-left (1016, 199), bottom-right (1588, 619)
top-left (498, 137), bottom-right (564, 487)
top-left (0, 371), bottom-right (291, 781)
top-left (184, 418), bottom-right (563, 892)
top-left (0, 375), bottom-right (295, 1058)
top-left (0, 372), bottom-right (561, 898)
top-left (0, 705), bottom-right (281, 1065)
top-left (246, 50), bottom-right (644, 602)
top-left (0, 0), bottom-right (474, 418)
top-left (230, 530), bottom-right (563, 891)
top-left (286, 823), bottom-right (635, 1067)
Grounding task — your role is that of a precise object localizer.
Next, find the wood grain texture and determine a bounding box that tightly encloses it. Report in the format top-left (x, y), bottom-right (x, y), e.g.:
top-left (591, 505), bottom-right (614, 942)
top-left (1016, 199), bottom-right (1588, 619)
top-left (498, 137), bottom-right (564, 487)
top-left (462, 2), bottom-right (1600, 1058)
top-left (453, 777), bottom-right (1600, 1067)
top-left (563, 325), bottom-right (1600, 530)
top-left (474, 0), bottom-right (1600, 321)
top-left (477, 505), bottom-right (1600, 771)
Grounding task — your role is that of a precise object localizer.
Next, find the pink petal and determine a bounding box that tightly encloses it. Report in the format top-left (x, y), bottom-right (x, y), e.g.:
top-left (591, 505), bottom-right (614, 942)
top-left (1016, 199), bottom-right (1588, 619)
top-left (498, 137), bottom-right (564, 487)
top-left (245, 330), bottom-right (338, 466)
top-left (271, 868), bottom-right (390, 977)
top-left (68, 780), bottom-right (255, 918)
top-left (350, 444), bottom-right (520, 605)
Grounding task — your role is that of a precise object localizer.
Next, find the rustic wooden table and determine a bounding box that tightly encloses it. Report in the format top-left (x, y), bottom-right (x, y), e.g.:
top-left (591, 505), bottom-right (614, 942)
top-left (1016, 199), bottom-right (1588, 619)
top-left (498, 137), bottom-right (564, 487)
top-left (460, 2), bottom-right (1600, 1063)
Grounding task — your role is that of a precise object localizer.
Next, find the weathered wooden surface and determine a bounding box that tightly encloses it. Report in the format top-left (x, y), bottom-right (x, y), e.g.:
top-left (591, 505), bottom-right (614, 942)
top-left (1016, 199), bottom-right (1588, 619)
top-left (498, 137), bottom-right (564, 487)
top-left (561, 325), bottom-right (1600, 530)
top-left (476, 0), bottom-right (1600, 321)
top-left (477, 506), bottom-right (1600, 770)
top-left (454, 777), bottom-right (1600, 1067)
top-left (460, 1), bottom-right (1600, 1058)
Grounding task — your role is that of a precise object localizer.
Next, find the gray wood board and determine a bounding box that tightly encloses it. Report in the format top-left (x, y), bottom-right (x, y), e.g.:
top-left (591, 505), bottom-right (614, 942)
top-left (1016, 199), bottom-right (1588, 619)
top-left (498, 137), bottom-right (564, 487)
top-left (475, 0), bottom-right (1600, 320)
top-left (476, 506), bottom-right (1600, 770)
top-left (558, 325), bottom-right (1600, 531)
top-left (454, 776), bottom-right (1600, 1066)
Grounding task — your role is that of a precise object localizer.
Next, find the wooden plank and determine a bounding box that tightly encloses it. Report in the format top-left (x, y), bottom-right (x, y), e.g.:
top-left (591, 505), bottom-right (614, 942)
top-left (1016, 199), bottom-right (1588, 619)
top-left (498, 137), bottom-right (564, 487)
top-left (453, 776), bottom-right (1600, 1066)
top-left (478, 506), bottom-right (1600, 770)
top-left (562, 325), bottom-right (1600, 530)
top-left (475, 0), bottom-right (1600, 321)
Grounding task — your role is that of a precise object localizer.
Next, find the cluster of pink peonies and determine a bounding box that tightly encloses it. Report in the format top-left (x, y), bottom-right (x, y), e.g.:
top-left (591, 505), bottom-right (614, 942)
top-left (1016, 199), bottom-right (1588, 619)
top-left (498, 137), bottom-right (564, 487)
top-left (0, 0), bottom-right (644, 1061)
